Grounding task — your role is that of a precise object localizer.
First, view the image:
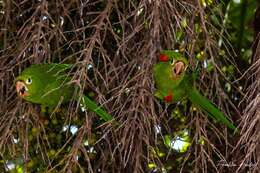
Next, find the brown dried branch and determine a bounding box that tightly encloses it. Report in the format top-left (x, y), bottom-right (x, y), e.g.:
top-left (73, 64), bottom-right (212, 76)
top-left (0, 0), bottom-right (245, 172)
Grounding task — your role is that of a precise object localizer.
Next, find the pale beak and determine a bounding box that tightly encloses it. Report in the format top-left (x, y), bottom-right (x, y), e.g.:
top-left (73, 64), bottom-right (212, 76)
top-left (172, 61), bottom-right (185, 77)
top-left (16, 81), bottom-right (28, 97)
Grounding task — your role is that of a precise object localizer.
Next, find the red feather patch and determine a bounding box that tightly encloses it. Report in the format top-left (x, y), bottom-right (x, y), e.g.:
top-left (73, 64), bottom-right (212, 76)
top-left (163, 94), bottom-right (173, 102)
top-left (159, 54), bottom-right (169, 62)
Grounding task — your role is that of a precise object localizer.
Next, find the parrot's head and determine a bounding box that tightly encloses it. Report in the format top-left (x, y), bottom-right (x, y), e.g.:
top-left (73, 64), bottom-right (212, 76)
top-left (159, 50), bottom-right (188, 79)
top-left (15, 66), bottom-right (42, 100)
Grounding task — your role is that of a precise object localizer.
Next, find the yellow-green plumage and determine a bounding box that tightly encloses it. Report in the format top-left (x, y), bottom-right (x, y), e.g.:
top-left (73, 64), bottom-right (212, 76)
top-left (15, 64), bottom-right (112, 121)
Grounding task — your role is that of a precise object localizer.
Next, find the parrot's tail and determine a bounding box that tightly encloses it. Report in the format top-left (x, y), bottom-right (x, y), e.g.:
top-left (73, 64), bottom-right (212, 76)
top-left (188, 88), bottom-right (237, 131)
top-left (81, 95), bottom-right (113, 121)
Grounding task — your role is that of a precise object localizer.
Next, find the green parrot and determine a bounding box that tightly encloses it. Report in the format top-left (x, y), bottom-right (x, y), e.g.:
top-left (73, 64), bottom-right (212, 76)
top-left (153, 50), bottom-right (237, 131)
top-left (15, 63), bottom-right (113, 122)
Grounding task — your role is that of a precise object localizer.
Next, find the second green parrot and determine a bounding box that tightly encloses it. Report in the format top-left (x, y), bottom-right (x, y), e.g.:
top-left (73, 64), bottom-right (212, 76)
top-left (15, 63), bottom-right (113, 122)
top-left (153, 50), bottom-right (237, 131)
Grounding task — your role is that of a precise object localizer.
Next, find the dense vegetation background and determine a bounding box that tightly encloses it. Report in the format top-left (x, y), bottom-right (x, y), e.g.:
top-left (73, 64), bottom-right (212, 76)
top-left (0, 0), bottom-right (259, 172)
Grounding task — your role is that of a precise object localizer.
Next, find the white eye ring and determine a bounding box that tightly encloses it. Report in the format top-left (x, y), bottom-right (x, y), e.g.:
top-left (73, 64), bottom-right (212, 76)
top-left (171, 60), bottom-right (175, 65)
top-left (25, 77), bottom-right (32, 85)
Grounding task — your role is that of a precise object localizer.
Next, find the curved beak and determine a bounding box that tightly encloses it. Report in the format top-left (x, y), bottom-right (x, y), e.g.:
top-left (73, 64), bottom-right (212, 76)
top-left (16, 81), bottom-right (28, 97)
top-left (172, 61), bottom-right (186, 77)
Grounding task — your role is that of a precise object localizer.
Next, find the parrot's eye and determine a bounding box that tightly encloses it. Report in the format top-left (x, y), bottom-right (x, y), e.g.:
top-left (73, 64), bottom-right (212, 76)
top-left (25, 78), bottom-right (32, 85)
